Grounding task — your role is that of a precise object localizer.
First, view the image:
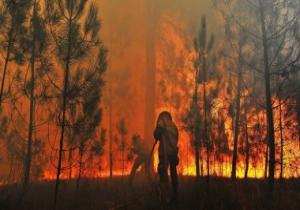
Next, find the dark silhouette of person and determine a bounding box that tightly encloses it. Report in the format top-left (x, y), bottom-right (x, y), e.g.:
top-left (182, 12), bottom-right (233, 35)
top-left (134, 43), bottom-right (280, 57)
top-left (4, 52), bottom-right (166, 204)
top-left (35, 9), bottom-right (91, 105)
top-left (153, 111), bottom-right (179, 202)
top-left (128, 134), bottom-right (150, 185)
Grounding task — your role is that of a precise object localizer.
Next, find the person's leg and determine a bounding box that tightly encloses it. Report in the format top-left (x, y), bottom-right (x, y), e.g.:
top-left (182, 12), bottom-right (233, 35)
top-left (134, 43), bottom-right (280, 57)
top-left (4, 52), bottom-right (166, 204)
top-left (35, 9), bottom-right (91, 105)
top-left (129, 156), bottom-right (143, 185)
top-left (158, 155), bottom-right (170, 203)
top-left (158, 155), bottom-right (168, 183)
top-left (144, 155), bottom-right (151, 180)
top-left (169, 155), bottom-right (179, 201)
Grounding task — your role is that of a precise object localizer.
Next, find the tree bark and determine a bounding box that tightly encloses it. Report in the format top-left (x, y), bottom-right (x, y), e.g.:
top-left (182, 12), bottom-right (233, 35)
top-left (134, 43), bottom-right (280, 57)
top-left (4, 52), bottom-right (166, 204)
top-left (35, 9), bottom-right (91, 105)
top-left (244, 113), bottom-right (250, 179)
top-left (22, 3), bottom-right (36, 194)
top-left (0, 19), bottom-right (14, 107)
top-left (231, 50), bottom-right (242, 179)
top-left (108, 0), bottom-right (114, 180)
top-left (54, 15), bottom-right (72, 208)
top-left (22, 1), bottom-right (38, 196)
top-left (279, 101), bottom-right (284, 179)
top-left (68, 149), bottom-right (73, 180)
top-left (194, 57), bottom-right (200, 178)
top-left (201, 19), bottom-right (210, 182)
top-left (264, 144), bottom-right (269, 179)
top-left (122, 140), bottom-right (125, 177)
top-left (109, 84), bottom-right (113, 178)
top-left (259, 0), bottom-right (276, 193)
top-left (76, 148), bottom-right (84, 191)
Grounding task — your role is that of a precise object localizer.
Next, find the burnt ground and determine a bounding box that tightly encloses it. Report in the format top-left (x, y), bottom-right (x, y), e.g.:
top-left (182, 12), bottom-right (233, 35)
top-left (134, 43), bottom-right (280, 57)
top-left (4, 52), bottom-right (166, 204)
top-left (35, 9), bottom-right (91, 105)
top-left (0, 176), bottom-right (299, 210)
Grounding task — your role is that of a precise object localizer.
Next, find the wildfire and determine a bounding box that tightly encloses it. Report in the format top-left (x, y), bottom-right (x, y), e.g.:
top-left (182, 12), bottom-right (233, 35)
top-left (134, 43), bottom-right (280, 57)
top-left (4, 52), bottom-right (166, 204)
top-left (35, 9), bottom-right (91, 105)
top-left (51, 10), bottom-right (299, 181)
top-left (0, 1), bottom-right (299, 186)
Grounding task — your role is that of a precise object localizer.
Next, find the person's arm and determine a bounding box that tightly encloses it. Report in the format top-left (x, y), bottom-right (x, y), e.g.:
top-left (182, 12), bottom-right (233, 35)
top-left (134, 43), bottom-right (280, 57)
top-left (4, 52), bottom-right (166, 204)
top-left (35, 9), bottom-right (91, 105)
top-left (175, 125), bottom-right (179, 142)
top-left (153, 125), bottom-right (164, 141)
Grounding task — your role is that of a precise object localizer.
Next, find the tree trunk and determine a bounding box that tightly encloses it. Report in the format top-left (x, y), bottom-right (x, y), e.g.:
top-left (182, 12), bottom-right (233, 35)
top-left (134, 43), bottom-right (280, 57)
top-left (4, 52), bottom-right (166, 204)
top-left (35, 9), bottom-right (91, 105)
top-left (22, 1), bottom-right (37, 195)
top-left (200, 155), bottom-right (204, 176)
top-left (8, 157), bottom-right (15, 183)
top-left (193, 60), bottom-right (200, 178)
top-left (279, 101), bottom-right (284, 179)
top-left (231, 50), bottom-right (242, 179)
top-left (54, 16), bottom-right (72, 208)
top-left (244, 113), bottom-right (250, 179)
top-left (122, 140), bottom-right (125, 177)
top-left (0, 21), bottom-right (14, 107)
top-left (76, 149), bottom-right (84, 192)
top-left (108, 0), bottom-right (114, 179)
top-left (195, 143), bottom-right (200, 178)
top-left (264, 144), bottom-right (269, 179)
top-left (68, 149), bottom-right (73, 180)
top-left (109, 85), bottom-right (113, 178)
top-left (259, 0), bottom-right (276, 193)
top-left (201, 19), bottom-right (209, 182)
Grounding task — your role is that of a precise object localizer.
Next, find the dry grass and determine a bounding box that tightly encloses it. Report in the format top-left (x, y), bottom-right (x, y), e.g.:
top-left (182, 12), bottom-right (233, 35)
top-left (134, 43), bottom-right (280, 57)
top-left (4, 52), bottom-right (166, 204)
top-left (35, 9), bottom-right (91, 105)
top-left (0, 176), bottom-right (299, 210)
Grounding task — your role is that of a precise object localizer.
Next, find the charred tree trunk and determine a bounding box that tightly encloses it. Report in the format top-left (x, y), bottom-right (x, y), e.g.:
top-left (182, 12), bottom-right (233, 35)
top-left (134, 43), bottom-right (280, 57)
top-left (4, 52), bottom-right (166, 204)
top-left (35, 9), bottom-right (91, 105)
top-left (200, 155), bottom-right (204, 176)
top-left (68, 149), bottom-right (73, 180)
top-left (0, 18), bottom-right (14, 107)
top-left (203, 60), bottom-right (209, 181)
top-left (231, 50), bottom-right (242, 179)
top-left (264, 144), bottom-right (269, 179)
top-left (194, 59), bottom-right (200, 178)
top-left (76, 147), bottom-right (84, 192)
top-left (22, 2), bottom-right (37, 194)
top-left (201, 19), bottom-right (210, 182)
top-left (195, 146), bottom-right (200, 178)
top-left (279, 101), bottom-right (284, 179)
top-left (244, 113), bottom-right (250, 179)
top-left (54, 16), bottom-right (72, 208)
top-left (109, 85), bottom-right (113, 178)
top-left (8, 157), bottom-right (15, 183)
top-left (259, 0), bottom-right (276, 193)
top-left (108, 0), bottom-right (114, 179)
top-left (122, 140), bottom-right (125, 177)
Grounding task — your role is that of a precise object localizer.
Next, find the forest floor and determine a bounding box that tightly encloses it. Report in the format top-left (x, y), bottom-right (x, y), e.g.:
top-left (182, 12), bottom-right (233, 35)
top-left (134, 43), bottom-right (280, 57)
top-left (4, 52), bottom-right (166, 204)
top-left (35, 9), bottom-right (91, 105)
top-left (0, 176), bottom-right (299, 210)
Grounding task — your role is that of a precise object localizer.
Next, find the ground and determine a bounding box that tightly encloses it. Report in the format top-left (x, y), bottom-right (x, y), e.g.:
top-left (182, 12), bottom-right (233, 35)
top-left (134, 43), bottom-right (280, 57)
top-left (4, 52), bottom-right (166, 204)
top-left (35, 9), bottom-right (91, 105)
top-left (0, 176), bottom-right (299, 210)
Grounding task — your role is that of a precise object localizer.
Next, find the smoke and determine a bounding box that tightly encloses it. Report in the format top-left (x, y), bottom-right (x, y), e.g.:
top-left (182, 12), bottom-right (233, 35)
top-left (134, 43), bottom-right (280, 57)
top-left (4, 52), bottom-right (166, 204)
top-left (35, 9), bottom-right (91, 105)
top-left (91, 0), bottom-right (225, 176)
top-left (98, 0), bottom-right (221, 137)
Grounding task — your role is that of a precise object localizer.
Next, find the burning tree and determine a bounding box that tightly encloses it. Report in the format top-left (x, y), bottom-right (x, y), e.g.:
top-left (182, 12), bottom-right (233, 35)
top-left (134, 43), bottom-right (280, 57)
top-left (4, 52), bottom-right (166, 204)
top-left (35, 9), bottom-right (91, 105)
top-left (71, 56), bottom-right (107, 191)
top-left (116, 118), bottom-right (128, 176)
top-left (194, 16), bottom-right (215, 180)
top-left (216, 0), bottom-right (300, 191)
top-left (89, 128), bottom-right (107, 175)
top-left (221, 8), bottom-right (251, 179)
top-left (19, 0), bottom-right (50, 195)
top-left (45, 0), bottom-right (107, 206)
top-left (0, 0), bottom-right (53, 195)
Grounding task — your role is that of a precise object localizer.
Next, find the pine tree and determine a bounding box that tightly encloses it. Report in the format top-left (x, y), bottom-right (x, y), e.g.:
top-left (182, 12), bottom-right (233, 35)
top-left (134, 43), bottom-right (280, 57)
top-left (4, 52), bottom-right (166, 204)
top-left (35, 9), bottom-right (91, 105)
top-left (223, 15), bottom-right (247, 180)
top-left (45, 0), bottom-right (106, 206)
top-left (0, 0), bottom-right (29, 107)
top-left (74, 52), bottom-right (107, 190)
top-left (90, 128), bottom-right (106, 175)
top-left (21, 0), bottom-right (49, 195)
top-left (216, 0), bottom-right (300, 193)
top-left (195, 16), bottom-right (215, 181)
